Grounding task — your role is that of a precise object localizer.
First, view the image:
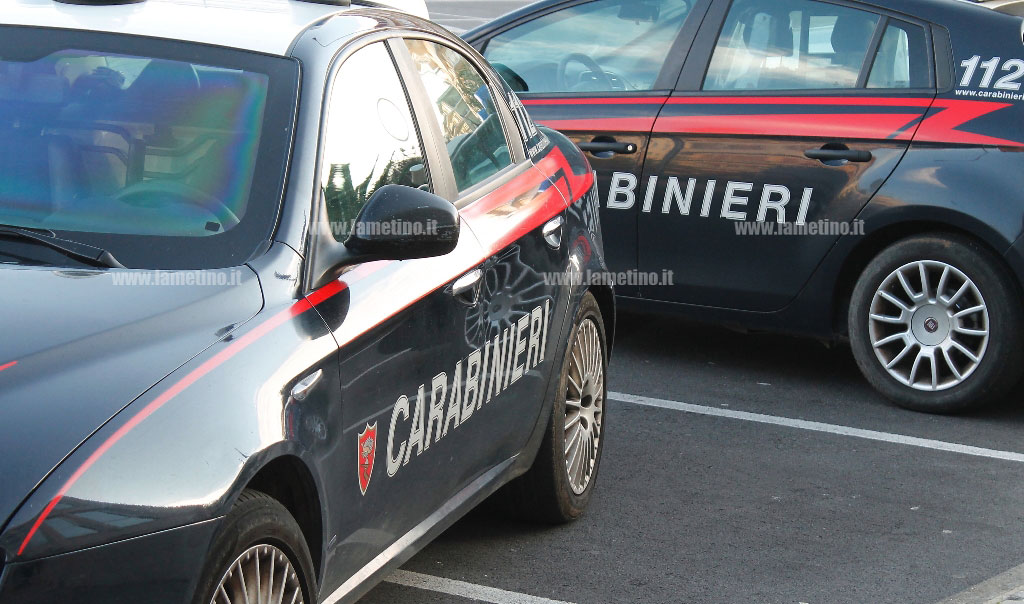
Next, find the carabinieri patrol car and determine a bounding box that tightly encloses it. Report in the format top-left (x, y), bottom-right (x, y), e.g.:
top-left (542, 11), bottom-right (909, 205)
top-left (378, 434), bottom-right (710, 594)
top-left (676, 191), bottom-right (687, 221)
top-left (0, 1), bottom-right (612, 602)
top-left (466, 0), bottom-right (1024, 414)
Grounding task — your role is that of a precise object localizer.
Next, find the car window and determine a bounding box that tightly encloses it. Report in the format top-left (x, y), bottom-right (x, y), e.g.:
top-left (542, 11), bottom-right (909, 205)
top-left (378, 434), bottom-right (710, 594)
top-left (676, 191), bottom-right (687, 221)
top-left (704, 0), bottom-right (880, 91)
top-left (482, 0), bottom-right (694, 93)
top-left (321, 43), bottom-right (428, 242)
top-left (404, 39), bottom-right (512, 193)
top-left (867, 20), bottom-right (929, 89)
top-left (0, 27), bottom-right (297, 270)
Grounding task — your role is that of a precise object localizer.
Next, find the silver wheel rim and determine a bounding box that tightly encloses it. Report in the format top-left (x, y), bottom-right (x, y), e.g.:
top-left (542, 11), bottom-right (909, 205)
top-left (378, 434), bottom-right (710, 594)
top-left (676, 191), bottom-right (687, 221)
top-left (210, 544), bottom-right (305, 604)
top-left (564, 318), bottom-right (604, 495)
top-left (868, 260), bottom-right (990, 391)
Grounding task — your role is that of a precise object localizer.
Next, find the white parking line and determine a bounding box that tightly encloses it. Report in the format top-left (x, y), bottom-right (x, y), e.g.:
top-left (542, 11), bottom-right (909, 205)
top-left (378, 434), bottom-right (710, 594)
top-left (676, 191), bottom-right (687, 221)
top-left (386, 570), bottom-right (576, 604)
top-left (610, 392), bottom-right (1024, 463)
top-left (937, 560), bottom-right (1024, 603)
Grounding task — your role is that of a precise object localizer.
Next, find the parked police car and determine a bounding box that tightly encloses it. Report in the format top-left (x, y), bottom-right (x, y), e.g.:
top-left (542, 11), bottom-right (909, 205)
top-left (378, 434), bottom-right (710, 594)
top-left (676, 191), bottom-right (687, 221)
top-left (0, 1), bottom-right (612, 602)
top-left (466, 0), bottom-right (1024, 414)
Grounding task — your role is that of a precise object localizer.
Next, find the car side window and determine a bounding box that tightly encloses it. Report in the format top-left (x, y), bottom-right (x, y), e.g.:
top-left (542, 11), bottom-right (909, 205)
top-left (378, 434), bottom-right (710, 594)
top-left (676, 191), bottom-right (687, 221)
top-left (867, 20), bottom-right (929, 89)
top-left (482, 0), bottom-right (695, 93)
top-left (321, 42), bottom-right (428, 241)
top-left (404, 39), bottom-right (513, 193)
top-left (703, 0), bottom-right (880, 91)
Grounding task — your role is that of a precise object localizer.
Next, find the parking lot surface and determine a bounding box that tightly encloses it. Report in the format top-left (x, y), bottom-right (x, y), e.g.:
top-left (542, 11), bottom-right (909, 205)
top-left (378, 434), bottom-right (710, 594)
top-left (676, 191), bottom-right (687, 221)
top-left (360, 4), bottom-right (1024, 602)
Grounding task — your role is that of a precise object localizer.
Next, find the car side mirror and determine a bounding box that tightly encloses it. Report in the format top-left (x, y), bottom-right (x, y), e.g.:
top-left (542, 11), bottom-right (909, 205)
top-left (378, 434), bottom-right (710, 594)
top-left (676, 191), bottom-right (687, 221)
top-left (491, 63), bottom-right (529, 93)
top-left (311, 185), bottom-right (460, 290)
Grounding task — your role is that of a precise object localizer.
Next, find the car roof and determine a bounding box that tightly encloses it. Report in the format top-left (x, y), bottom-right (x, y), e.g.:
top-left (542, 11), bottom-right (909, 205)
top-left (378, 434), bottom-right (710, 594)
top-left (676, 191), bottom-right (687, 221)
top-left (1, 0), bottom-right (428, 56)
top-left (463, 0), bottom-right (1003, 41)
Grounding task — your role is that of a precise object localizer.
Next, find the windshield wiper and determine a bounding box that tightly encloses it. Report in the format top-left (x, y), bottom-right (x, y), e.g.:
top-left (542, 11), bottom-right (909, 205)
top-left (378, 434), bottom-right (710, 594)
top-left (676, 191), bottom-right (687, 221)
top-left (0, 225), bottom-right (125, 268)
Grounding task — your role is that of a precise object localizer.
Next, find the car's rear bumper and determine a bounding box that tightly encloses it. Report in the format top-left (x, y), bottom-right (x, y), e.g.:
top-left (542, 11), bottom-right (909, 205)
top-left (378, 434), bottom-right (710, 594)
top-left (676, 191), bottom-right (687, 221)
top-left (0, 517), bottom-right (221, 603)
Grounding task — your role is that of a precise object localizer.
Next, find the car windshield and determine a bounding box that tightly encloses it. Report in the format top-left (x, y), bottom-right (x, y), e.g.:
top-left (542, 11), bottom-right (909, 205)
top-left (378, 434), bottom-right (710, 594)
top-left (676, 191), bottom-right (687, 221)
top-left (0, 27), bottom-right (298, 269)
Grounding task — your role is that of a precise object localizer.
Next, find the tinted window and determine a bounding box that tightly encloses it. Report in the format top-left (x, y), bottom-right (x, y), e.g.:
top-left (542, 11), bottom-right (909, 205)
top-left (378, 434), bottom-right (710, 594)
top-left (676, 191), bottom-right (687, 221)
top-left (404, 40), bottom-right (512, 193)
top-left (867, 20), bottom-right (929, 89)
top-left (704, 0), bottom-right (880, 91)
top-left (483, 0), bottom-right (694, 93)
top-left (0, 27), bottom-right (297, 269)
top-left (321, 43), bottom-right (427, 242)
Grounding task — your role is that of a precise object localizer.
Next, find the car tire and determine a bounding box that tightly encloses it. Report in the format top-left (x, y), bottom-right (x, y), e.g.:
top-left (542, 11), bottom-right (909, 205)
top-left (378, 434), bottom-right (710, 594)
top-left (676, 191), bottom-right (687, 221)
top-left (848, 233), bottom-right (1024, 413)
top-left (501, 292), bottom-right (608, 523)
top-left (192, 489), bottom-right (317, 604)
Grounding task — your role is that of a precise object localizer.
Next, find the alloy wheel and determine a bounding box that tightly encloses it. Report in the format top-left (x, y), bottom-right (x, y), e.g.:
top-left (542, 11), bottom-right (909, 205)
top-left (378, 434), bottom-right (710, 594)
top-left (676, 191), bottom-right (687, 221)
top-left (868, 260), bottom-right (990, 391)
top-left (210, 544), bottom-right (305, 604)
top-left (564, 318), bottom-right (604, 495)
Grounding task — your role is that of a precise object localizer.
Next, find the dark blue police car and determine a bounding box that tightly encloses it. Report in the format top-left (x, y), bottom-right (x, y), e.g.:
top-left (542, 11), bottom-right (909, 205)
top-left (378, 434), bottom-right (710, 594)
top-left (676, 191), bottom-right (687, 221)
top-left (467, 0), bottom-right (1024, 413)
top-left (0, 0), bottom-right (612, 601)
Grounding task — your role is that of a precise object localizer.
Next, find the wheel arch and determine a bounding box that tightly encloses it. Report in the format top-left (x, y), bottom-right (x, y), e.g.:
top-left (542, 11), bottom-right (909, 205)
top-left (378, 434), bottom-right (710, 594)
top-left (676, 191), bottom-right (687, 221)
top-left (244, 454), bottom-right (324, 581)
top-left (588, 283), bottom-right (616, 356)
top-left (831, 217), bottom-right (1021, 335)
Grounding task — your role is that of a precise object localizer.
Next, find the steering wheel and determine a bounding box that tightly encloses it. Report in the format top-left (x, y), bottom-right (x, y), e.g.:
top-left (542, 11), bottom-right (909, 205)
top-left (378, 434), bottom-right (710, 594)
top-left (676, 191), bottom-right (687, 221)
top-left (557, 53), bottom-right (614, 91)
top-left (114, 180), bottom-right (241, 232)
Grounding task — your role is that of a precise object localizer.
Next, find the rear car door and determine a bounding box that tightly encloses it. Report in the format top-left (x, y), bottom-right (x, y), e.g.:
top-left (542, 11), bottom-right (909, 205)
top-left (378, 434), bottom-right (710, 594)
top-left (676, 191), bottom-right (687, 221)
top-left (469, 0), bottom-right (709, 295)
top-left (638, 0), bottom-right (935, 310)
top-left (395, 36), bottom-right (573, 466)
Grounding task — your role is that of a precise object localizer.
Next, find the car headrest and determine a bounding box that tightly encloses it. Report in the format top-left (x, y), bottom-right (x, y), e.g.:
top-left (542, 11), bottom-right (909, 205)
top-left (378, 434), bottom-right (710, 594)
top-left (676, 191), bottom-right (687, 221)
top-left (128, 59), bottom-right (200, 105)
top-left (742, 10), bottom-right (794, 57)
top-left (830, 14), bottom-right (876, 55)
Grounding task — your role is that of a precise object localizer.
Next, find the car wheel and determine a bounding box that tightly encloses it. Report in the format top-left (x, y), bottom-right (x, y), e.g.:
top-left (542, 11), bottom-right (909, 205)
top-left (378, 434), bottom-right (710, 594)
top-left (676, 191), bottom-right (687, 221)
top-left (193, 490), bottom-right (317, 604)
top-left (503, 292), bottom-right (607, 523)
top-left (849, 234), bottom-right (1024, 413)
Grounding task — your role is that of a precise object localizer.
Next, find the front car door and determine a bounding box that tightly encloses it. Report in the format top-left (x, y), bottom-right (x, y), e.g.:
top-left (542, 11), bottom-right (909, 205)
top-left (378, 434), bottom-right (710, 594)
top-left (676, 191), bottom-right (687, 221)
top-left (469, 0), bottom-right (710, 295)
top-left (306, 39), bottom-right (496, 591)
top-left (637, 0), bottom-right (936, 310)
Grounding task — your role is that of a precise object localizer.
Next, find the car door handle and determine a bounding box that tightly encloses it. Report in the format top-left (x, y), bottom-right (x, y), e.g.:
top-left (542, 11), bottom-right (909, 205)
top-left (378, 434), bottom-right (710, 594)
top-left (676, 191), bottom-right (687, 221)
top-left (543, 216), bottom-right (564, 249)
top-left (452, 269), bottom-right (483, 305)
top-left (578, 140), bottom-right (637, 155)
top-left (804, 145), bottom-right (872, 163)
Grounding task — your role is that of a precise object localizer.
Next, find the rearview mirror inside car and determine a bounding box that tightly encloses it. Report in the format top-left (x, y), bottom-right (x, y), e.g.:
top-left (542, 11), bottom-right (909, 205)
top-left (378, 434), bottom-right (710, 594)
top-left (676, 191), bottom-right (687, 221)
top-left (618, 2), bottom-right (660, 22)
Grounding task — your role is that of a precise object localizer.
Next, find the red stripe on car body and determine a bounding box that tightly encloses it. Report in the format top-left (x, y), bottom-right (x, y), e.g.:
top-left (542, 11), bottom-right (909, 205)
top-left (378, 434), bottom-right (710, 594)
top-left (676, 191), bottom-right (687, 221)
top-left (666, 96), bottom-right (935, 107)
top-left (534, 117), bottom-right (658, 133)
top-left (524, 95), bottom-right (1022, 146)
top-left (653, 113), bottom-right (924, 140)
top-left (0, 361), bottom-right (16, 373)
top-left (522, 97), bottom-right (669, 106)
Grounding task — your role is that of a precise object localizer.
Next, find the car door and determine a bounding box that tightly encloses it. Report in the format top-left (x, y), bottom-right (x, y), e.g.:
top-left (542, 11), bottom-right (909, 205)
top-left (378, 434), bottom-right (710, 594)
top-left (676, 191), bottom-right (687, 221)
top-left (637, 0), bottom-right (936, 310)
top-left (469, 0), bottom-right (710, 295)
top-left (307, 40), bottom-right (498, 583)
top-left (394, 36), bottom-right (573, 466)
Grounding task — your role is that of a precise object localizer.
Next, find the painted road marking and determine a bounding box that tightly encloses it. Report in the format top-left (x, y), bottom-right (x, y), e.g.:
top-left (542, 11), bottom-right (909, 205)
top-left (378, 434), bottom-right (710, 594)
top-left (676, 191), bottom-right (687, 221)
top-left (386, 570), bottom-right (575, 604)
top-left (610, 392), bottom-right (1024, 463)
top-left (937, 560), bottom-right (1024, 603)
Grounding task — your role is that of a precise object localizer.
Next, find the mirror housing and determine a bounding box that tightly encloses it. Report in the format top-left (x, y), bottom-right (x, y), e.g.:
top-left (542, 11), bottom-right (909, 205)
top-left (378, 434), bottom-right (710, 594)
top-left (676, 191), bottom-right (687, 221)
top-left (311, 185), bottom-right (460, 290)
top-left (491, 63), bottom-right (529, 93)
top-left (618, 2), bottom-right (660, 22)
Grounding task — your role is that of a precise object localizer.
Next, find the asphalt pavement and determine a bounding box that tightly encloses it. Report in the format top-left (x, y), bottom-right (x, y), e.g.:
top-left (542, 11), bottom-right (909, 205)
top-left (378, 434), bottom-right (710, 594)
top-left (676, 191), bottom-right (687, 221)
top-left (359, 3), bottom-right (1024, 602)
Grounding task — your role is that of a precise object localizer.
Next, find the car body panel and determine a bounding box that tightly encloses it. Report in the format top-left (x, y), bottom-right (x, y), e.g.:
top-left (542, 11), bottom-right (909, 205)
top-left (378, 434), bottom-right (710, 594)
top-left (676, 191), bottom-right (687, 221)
top-left (520, 95), bottom-right (665, 296)
top-left (2, 0), bottom-right (428, 56)
top-left (0, 264), bottom-right (263, 536)
top-left (0, 518), bottom-right (220, 604)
